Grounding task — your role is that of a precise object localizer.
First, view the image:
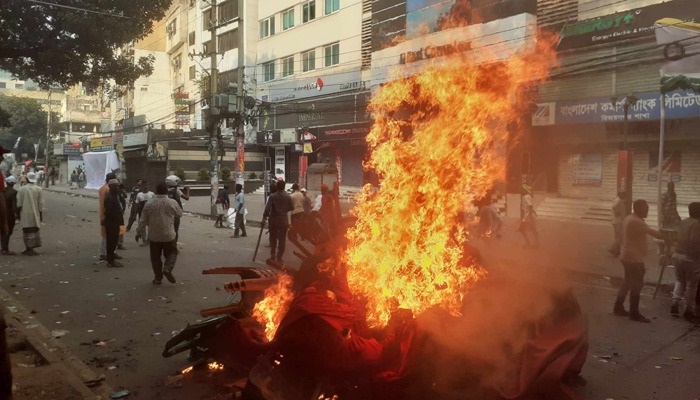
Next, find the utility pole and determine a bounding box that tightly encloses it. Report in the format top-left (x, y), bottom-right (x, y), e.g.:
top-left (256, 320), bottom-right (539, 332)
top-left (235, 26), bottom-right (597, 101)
top-left (235, 0), bottom-right (245, 187)
top-left (208, 0), bottom-right (219, 216)
top-left (43, 88), bottom-right (51, 188)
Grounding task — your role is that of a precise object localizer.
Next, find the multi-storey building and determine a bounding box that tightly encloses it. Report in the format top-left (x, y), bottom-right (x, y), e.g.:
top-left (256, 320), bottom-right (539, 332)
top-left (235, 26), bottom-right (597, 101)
top-left (521, 0), bottom-right (700, 223)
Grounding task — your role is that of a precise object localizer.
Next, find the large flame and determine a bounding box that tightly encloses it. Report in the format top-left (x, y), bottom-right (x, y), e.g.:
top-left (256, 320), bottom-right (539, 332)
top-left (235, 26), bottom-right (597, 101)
top-left (252, 274), bottom-right (294, 341)
top-left (344, 39), bottom-right (556, 327)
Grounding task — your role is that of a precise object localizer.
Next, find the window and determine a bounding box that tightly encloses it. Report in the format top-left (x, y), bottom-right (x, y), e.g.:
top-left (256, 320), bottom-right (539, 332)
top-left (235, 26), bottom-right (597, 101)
top-left (263, 61), bottom-right (275, 82)
top-left (303, 1), bottom-right (316, 23)
top-left (218, 0), bottom-right (238, 23)
top-left (259, 16), bottom-right (275, 39)
top-left (282, 56), bottom-right (294, 77)
top-left (325, 0), bottom-right (339, 15)
top-left (218, 69), bottom-right (237, 92)
top-left (167, 19), bottom-right (177, 37)
top-left (189, 65), bottom-right (196, 80)
top-left (302, 50), bottom-right (315, 72)
top-left (204, 8), bottom-right (213, 29)
top-left (188, 31), bottom-right (195, 46)
top-left (0, 82), bottom-right (8, 89)
top-left (218, 29), bottom-right (238, 52)
top-left (14, 83), bottom-right (24, 90)
top-left (282, 8), bottom-right (295, 30)
top-left (324, 43), bottom-right (339, 66)
top-left (203, 40), bottom-right (211, 54)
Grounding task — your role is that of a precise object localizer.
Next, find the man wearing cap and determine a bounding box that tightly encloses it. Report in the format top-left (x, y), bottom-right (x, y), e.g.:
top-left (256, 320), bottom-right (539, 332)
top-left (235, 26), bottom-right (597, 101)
top-left (17, 171), bottom-right (43, 256)
top-left (301, 188), bottom-right (312, 214)
top-left (1, 176), bottom-right (18, 255)
top-left (609, 189), bottom-right (626, 257)
top-left (518, 184), bottom-right (539, 248)
top-left (263, 179), bottom-right (293, 264)
top-left (165, 175), bottom-right (189, 241)
top-left (103, 179), bottom-right (125, 267)
top-left (232, 183), bottom-right (247, 238)
top-left (99, 173), bottom-right (121, 262)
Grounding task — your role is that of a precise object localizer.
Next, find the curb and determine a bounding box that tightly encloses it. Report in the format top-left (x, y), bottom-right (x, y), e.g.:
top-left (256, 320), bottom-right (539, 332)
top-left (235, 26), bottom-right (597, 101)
top-left (0, 285), bottom-right (114, 399)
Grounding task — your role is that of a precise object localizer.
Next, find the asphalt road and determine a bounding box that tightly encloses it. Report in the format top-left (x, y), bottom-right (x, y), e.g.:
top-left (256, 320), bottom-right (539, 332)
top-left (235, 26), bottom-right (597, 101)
top-left (1, 190), bottom-right (699, 399)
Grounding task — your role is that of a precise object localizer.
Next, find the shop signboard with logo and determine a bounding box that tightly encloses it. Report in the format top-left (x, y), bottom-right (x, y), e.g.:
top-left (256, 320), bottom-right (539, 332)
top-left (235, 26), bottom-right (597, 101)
top-left (174, 93), bottom-right (190, 126)
top-left (558, 0), bottom-right (700, 50)
top-left (273, 92), bottom-right (371, 131)
top-left (258, 71), bottom-right (369, 103)
top-left (90, 136), bottom-right (113, 152)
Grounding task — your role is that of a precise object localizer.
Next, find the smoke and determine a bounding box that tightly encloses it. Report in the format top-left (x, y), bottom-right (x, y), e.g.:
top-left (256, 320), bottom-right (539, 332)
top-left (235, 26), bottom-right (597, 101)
top-left (412, 271), bottom-right (579, 397)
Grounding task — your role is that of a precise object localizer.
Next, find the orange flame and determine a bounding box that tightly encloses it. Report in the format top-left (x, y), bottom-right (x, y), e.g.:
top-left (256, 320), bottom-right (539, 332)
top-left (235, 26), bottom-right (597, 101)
top-left (252, 274), bottom-right (294, 341)
top-left (208, 361), bottom-right (224, 371)
top-left (181, 366), bottom-right (193, 374)
top-left (343, 36), bottom-right (557, 327)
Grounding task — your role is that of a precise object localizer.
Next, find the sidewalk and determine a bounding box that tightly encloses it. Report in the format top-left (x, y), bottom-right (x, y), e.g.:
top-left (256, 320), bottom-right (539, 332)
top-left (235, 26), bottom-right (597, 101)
top-left (43, 184), bottom-right (675, 287)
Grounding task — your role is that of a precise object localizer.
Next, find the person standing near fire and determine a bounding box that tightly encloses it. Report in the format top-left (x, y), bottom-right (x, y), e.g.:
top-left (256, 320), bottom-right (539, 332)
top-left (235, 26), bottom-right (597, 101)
top-left (17, 172), bottom-right (43, 256)
top-left (519, 184), bottom-right (539, 248)
top-left (608, 189), bottom-right (626, 257)
top-left (290, 183), bottom-right (305, 227)
top-left (165, 175), bottom-right (189, 242)
top-left (99, 173), bottom-right (122, 262)
top-left (670, 202), bottom-right (700, 322)
top-left (103, 179), bottom-right (125, 268)
top-left (232, 184), bottom-right (247, 238)
top-left (126, 179), bottom-right (143, 232)
top-left (660, 182), bottom-right (681, 229)
top-left (1, 176), bottom-right (18, 255)
top-left (614, 199), bottom-right (666, 323)
top-left (263, 179), bottom-right (293, 264)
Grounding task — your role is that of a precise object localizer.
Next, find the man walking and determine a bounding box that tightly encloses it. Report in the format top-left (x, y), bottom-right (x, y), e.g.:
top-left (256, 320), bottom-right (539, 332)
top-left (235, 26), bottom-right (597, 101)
top-left (17, 172), bottom-right (43, 256)
top-left (214, 185), bottom-right (230, 228)
top-left (1, 176), bottom-right (18, 255)
top-left (126, 179), bottom-right (143, 232)
top-left (137, 182), bottom-right (183, 284)
top-left (609, 189), bottom-right (626, 257)
top-left (614, 199), bottom-right (666, 323)
top-left (165, 176), bottom-right (189, 241)
top-left (660, 182), bottom-right (681, 229)
top-left (102, 179), bottom-right (124, 268)
top-left (263, 180), bottom-right (293, 264)
top-left (519, 184), bottom-right (539, 248)
top-left (670, 202), bottom-right (700, 322)
top-left (290, 183), bottom-right (305, 235)
top-left (232, 184), bottom-right (247, 238)
top-left (99, 173), bottom-right (121, 262)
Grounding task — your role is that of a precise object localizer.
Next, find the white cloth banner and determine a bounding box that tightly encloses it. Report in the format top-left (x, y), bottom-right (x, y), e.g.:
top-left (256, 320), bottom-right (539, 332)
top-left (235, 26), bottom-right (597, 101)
top-left (655, 18), bottom-right (700, 79)
top-left (82, 151), bottom-right (120, 189)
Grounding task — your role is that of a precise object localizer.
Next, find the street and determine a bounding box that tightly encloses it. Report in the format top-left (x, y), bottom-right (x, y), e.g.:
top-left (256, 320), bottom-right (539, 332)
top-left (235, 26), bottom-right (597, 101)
top-left (1, 190), bottom-right (699, 399)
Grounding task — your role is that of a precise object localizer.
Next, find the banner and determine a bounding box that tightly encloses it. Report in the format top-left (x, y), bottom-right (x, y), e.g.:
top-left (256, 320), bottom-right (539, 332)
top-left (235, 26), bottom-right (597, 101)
top-left (90, 136), bottom-right (113, 152)
top-left (572, 153), bottom-right (602, 186)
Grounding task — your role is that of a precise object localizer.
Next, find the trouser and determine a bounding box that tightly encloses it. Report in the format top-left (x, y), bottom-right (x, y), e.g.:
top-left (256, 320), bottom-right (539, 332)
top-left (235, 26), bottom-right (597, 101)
top-left (1, 215), bottom-right (15, 252)
top-left (672, 256), bottom-right (700, 314)
top-left (149, 240), bottom-right (178, 281)
top-left (234, 212), bottom-right (247, 237)
top-left (519, 219), bottom-right (539, 246)
top-left (100, 236), bottom-right (106, 256)
top-left (609, 223), bottom-right (622, 254)
top-left (105, 225), bottom-right (120, 263)
top-left (615, 261), bottom-right (646, 315)
top-left (126, 206), bottom-right (139, 230)
top-left (269, 224), bottom-right (289, 261)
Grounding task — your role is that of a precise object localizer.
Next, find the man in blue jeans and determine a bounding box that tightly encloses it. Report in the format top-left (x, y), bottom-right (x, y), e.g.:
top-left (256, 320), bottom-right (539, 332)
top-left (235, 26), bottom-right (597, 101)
top-left (614, 199), bottom-right (665, 323)
top-left (670, 202), bottom-right (700, 322)
top-left (263, 180), bottom-right (293, 264)
top-left (137, 182), bottom-right (183, 284)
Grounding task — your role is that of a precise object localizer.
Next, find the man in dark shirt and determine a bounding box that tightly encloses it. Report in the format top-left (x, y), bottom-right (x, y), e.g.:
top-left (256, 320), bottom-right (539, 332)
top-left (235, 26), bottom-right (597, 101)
top-left (126, 179), bottom-right (143, 232)
top-left (263, 180), bottom-right (293, 263)
top-left (1, 176), bottom-right (18, 255)
top-left (103, 179), bottom-right (125, 268)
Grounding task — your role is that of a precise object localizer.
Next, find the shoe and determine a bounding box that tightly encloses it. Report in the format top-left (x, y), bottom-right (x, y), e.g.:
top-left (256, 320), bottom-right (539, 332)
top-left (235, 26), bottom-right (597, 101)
top-left (163, 270), bottom-right (176, 283)
top-left (21, 249), bottom-right (39, 256)
top-left (114, 253), bottom-right (123, 260)
top-left (1, 251), bottom-right (16, 256)
top-left (671, 304), bottom-right (679, 315)
top-left (613, 307), bottom-right (629, 317)
top-left (629, 313), bottom-right (651, 323)
top-left (108, 261), bottom-right (124, 268)
top-left (683, 311), bottom-right (700, 324)
top-left (99, 255), bottom-right (107, 261)
top-left (241, 234), bottom-right (247, 237)
top-left (231, 235), bottom-right (239, 238)
top-left (152, 279), bottom-right (162, 285)
top-left (117, 245), bottom-right (126, 250)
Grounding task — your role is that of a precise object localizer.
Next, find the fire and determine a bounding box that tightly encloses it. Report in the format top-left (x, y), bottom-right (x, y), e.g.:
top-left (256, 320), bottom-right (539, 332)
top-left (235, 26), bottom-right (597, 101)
top-left (343, 36), bottom-right (557, 327)
top-left (181, 366), bottom-right (193, 374)
top-left (208, 361), bottom-right (224, 371)
top-left (252, 274), bottom-right (295, 341)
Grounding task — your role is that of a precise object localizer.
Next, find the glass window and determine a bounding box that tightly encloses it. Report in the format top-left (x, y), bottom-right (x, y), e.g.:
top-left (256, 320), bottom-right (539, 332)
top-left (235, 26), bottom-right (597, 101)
top-left (282, 56), bottom-right (294, 77)
top-left (204, 8), bottom-right (213, 29)
top-left (302, 50), bottom-right (315, 72)
top-left (303, 1), bottom-right (316, 23)
top-left (260, 16), bottom-right (276, 38)
top-left (188, 31), bottom-right (195, 45)
top-left (282, 8), bottom-right (295, 30)
top-left (325, 0), bottom-right (339, 15)
top-left (189, 65), bottom-right (196, 80)
top-left (218, 29), bottom-right (238, 52)
top-left (324, 43), bottom-right (339, 67)
top-left (263, 61), bottom-right (275, 82)
top-left (218, 0), bottom-right (238, 23)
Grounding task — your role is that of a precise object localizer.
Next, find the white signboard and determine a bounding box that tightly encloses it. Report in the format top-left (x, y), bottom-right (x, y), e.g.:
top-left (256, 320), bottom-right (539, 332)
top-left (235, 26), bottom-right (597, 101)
top-left (274, 147), bottom-right (286, 179)
top-left (258, 70), bottom-right (368, 103)
top-left (572, 153), bottom-right (603, 186)
top-left (123, 132), bottom-right (148, 148)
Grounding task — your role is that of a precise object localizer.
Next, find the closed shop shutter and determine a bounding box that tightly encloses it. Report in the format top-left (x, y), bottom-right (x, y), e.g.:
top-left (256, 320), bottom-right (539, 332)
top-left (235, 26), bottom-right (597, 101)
top-left (557, 150), bottom-right (618, 200)
top-left (341, 145), bottom-right (365, 187)
top-left (632, 147), bottom-right (700, 206)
